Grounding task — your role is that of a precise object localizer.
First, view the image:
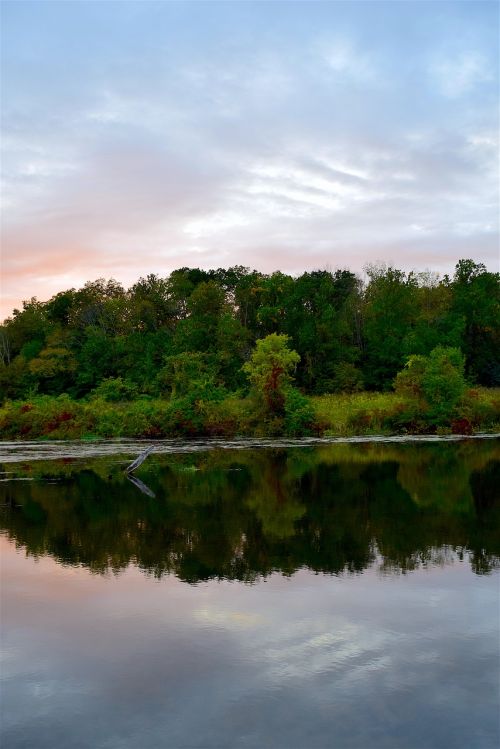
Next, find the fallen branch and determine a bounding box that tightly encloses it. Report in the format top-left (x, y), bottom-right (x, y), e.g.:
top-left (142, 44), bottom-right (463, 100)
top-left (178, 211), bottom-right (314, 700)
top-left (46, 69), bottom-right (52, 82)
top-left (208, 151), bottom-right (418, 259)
top-left (125, 445), bottom-right (155, 474)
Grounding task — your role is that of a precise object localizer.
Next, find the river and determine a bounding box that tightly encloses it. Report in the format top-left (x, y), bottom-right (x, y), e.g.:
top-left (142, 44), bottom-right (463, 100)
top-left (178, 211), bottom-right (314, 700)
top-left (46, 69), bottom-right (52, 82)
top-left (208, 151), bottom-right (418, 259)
top-left (1, 437), bottom-right (499, 748)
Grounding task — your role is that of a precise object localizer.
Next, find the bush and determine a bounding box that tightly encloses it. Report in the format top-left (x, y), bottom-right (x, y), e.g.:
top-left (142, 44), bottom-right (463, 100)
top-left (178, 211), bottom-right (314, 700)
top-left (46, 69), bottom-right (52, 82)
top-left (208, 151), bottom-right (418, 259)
top-left (283, 389), bottom-right (316, 436)
top-left (91, 377), bottom-right (138, 402)
top-left (456, 387), bottom-right (500, 430)
top-left (394, 346), bottom-right (466, 425)
top-left (160, 394), bottom-right (206, 437)
top-left (422, 347), bottom-right (466, 423)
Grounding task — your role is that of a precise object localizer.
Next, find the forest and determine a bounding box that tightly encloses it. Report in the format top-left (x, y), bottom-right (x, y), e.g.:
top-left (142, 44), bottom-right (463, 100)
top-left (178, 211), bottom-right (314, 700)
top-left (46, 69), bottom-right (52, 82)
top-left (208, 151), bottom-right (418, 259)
top-left (0, 258), bottom-right (499, 438)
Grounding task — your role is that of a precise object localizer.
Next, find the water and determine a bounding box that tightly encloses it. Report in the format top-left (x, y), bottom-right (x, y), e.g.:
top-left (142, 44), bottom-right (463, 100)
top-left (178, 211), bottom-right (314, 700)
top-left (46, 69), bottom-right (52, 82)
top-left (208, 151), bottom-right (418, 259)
top-left (1, 438), bottom-right (499, 748)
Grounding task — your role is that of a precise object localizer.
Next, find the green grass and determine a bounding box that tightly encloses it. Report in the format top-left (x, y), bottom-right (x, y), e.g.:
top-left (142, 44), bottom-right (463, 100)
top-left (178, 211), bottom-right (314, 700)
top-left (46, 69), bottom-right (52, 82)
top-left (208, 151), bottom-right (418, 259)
top-left (311, 391), bottom-right (410, 436)
top-left (312, 387), bottom-right (500, 436)
top-left (459, 387), bottom-right (500, 431)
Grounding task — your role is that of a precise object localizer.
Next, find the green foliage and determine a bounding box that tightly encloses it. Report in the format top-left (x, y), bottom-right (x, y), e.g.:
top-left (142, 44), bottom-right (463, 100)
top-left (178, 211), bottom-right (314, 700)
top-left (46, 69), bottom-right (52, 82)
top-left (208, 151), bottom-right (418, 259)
top-left (402, 278), bottom-right (463, 357)
top-left (75, 327), bottom-right (119, 393)
top-left (197, 395), bottom-right (249, 436)
top-left (20, 339), bottom-right (44, 360)
top-left (394, 355), bottom-right (428, 397)
top-left (362, 265), bottom-right (417, 389)
top-left (283, 389), bottom-right (316, 436)
top-left (286, 269), bottom-right (361, 393)
top-left (157, 352), bottom-right (218, 397)
top-left (161, 395), bottom-right (207, 437)
top-left (458, 388), bottom-right (500, 430)
top-left (215, 313), bottom-right (250, 390)
top-left (395, 346), bottom-right (466, 424)
top-left (0, 395), bottom-right (85, 439)
top-left (243, 333), bottom-right (300, 414)
top-left (451, 260), bottom-right (500, 386)
top-left (331, 362), bottom-right (364, 393)
top-left (421, 347), bottom-right (466, 422)
top-left (91, 377), bottom-right (139, 402)
top-left (0, 385), bottom-right (498, 440)
top-left (0, 357), bottom-right (32, 400)
top-left (0, 259), bottom-right (498, 436)
top-left (313, 391), bottom-right (421, 436)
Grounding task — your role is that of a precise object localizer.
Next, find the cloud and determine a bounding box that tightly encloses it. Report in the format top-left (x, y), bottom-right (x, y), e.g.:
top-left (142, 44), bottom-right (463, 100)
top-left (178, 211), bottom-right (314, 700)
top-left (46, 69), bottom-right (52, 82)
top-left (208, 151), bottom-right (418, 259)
top-left (318, 36), bottom-right (377, 83)
top-left (1, 1), bottom-right (498, 318)
top-left (430, 52), bottom-right (492, 98)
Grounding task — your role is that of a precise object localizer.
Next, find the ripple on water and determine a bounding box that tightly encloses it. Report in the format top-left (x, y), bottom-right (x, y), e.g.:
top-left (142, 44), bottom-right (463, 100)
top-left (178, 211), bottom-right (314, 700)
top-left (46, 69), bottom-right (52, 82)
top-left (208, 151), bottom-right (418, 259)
top-left (0, 434), bottom-right (498, 463)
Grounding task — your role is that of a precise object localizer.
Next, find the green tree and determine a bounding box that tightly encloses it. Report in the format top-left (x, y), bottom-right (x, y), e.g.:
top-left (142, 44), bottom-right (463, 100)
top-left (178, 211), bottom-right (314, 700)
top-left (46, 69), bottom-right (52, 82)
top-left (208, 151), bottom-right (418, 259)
top-left (362, 266), bottom-right (417, 389)
top-left (450, 260), bottom-right (500, 385)
top-left (256, 272), bottom-right (294, 335)
top-left (75, 327), bottom-right (119, 393)
top-left (172, 281), bottom-right (227, 354)
top-left (27, 332), bottom-right (77, 395)
top-left (285, 270), bottom-right (360, 393)
top-left (129, 274), bottom-right (175, 332)
top-left (157, 352), bottom-right (218, 398)
top-left (243, 333), bottom-right (300, 414)
top-left (402, 276), bottom-right (463, 357)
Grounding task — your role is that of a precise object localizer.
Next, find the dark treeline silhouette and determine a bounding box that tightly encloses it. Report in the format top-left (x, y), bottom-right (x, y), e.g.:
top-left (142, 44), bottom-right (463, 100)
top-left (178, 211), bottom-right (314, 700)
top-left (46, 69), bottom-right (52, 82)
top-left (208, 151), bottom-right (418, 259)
top-left (1, 258), bottom-right (499, 402)
top-left (1, 441), bottom-right (499, 580)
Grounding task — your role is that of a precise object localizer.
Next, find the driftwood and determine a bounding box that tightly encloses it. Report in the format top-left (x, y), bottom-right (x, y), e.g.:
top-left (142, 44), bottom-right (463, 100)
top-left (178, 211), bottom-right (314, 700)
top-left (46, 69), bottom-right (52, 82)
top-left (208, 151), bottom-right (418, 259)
top-left (125, 445), bottom-right (154, 474)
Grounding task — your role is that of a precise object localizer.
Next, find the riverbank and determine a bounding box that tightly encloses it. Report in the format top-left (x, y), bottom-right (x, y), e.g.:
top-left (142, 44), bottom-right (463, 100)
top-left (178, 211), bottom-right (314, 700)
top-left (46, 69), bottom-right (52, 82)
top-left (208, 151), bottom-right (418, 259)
top-left (1, 388), bottom-right (499, 440)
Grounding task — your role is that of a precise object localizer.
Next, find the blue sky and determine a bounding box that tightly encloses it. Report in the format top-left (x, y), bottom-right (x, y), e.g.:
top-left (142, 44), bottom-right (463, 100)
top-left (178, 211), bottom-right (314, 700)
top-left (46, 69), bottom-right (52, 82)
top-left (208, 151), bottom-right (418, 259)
top-left (1, 0), bottom-right (498, 315)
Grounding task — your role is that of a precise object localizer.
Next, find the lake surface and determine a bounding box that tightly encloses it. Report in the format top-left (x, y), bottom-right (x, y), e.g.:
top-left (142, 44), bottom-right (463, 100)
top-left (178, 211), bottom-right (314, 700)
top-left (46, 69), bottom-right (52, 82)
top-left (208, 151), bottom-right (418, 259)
top-left (1, 437), bottom-right (499, 749)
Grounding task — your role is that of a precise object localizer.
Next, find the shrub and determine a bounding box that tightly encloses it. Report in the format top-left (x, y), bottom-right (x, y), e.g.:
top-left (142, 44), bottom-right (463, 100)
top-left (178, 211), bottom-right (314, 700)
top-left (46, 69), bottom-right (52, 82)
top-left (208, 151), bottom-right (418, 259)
top-left (422, 347), bottom-right (466, 423)
top-left (283, 389), bottom-right (316, 436)
top-left (394, 346), bottom-right (466, 425)
top-left (200, 396), bottom-right (246, 436)
top-left (161, 394), bottom-right (206, 437)
top-left (91, 377), bottom-right (138, 402)
top-left (457, 387), bottom-right (500, 430)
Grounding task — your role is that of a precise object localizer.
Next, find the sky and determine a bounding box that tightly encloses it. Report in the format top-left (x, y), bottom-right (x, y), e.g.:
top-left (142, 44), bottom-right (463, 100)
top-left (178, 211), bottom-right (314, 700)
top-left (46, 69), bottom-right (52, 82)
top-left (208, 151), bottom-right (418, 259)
top-left (1, 0), bottom-right (498, 318)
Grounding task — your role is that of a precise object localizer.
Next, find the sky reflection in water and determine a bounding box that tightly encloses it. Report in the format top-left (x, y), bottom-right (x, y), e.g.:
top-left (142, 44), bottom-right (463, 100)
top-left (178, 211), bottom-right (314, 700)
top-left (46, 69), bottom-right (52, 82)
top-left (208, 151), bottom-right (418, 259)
top-left (1, 440), bottom-right (499, 748)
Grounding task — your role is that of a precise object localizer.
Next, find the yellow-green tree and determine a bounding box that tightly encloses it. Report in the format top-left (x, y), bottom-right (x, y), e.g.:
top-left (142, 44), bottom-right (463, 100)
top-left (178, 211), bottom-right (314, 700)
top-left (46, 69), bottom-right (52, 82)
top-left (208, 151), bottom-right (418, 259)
top-left (243, 333), bottom-right (300, 414)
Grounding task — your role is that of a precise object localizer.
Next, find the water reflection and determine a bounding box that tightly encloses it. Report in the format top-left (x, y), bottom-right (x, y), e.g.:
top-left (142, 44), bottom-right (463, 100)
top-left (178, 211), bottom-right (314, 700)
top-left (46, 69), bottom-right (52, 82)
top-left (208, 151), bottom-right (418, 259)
top-left (1, 440), bottom-right (499, 579)
top-left (126, 473), bottom-right (156, 498)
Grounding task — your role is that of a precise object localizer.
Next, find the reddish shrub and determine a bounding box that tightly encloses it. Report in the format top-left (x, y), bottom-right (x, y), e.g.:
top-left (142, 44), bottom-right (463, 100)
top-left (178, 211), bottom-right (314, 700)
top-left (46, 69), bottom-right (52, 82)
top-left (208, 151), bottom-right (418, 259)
top-left (451, 418), bottom-right (473, 435)
top-left (141, 425), bottom-right (164, 438)
top-left (42, 410), bottom-right (75, 434)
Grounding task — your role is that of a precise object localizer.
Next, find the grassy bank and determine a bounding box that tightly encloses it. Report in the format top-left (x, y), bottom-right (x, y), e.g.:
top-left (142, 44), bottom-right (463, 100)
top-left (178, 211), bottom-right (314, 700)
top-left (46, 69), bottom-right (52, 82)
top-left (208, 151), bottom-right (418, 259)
top-left (313, 388), bottom-right (500, 436)
top-left (1, 388), bottom-right (499, 440)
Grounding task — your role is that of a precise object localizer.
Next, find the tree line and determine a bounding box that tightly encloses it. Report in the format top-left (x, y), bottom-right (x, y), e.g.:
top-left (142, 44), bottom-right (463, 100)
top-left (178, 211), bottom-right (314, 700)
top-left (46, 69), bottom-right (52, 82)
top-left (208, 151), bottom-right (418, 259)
top-left (0, 258), bottom-right (498, 403)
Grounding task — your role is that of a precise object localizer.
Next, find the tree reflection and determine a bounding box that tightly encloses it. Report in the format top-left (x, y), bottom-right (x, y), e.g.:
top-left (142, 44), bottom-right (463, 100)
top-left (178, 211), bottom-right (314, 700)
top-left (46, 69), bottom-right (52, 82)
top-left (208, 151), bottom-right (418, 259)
top-left (1, 441), bottom-right (499, 580)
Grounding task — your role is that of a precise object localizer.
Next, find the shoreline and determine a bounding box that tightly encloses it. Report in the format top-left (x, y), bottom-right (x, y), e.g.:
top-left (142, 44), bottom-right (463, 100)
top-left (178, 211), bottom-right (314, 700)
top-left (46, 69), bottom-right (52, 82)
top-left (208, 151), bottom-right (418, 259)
top-left (2, 389), bottom-right (500, 441)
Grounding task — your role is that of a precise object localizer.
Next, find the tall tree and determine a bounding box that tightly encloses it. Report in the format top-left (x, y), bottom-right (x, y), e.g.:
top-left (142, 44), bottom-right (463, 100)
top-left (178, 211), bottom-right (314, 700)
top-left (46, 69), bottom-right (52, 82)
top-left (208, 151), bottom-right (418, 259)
top-left (362, 265), bottom-right (418, 389)
top-left (451, 260), bottom-right (500, 385)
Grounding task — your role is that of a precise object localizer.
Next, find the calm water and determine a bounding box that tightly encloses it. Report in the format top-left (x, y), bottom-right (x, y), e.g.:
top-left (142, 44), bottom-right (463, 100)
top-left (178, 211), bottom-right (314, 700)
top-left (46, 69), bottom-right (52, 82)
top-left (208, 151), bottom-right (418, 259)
top-left (1, 437), bottom-right (499, 749)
